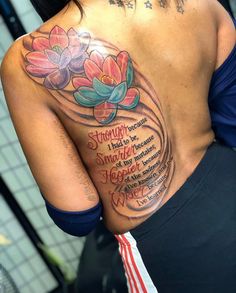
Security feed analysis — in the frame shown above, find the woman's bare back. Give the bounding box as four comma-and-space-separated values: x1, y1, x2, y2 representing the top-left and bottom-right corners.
1, 0, 236, 233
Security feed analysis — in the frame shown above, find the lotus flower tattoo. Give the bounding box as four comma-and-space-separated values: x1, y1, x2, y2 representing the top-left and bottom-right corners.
25, 26, 90, 89
73, 50, 140, 124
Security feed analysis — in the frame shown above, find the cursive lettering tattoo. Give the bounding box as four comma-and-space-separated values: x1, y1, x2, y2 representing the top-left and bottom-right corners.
23, 25, 175, 219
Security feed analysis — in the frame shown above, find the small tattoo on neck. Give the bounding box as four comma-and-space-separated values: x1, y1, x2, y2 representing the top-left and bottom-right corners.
108, 0, 186, 13
144, 0, 153, 9
108, 0, 134, 8
126, 1, 134, 8
158, 0, 186, 13
158, 0, 166, 8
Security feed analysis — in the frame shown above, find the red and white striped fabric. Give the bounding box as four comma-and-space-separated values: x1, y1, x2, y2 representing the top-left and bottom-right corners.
115, 232, 158, 293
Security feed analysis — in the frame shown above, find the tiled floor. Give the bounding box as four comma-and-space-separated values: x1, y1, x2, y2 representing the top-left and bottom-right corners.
0, 1, 85, 293
0, 196, 57, 293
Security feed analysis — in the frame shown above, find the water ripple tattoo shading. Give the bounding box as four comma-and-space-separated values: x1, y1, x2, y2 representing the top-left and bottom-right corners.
23, 25, 175, 219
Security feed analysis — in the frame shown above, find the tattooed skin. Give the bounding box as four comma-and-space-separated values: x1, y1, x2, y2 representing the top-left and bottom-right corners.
109, 0, 186, 13
24, 26, 175, 218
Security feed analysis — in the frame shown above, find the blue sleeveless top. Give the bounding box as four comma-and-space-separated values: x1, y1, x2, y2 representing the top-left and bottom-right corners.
208, 19, 236, 147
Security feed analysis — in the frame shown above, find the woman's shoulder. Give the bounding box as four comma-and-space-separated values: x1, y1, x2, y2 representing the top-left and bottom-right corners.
1, 35, 31, 98
0, 30, 52, 108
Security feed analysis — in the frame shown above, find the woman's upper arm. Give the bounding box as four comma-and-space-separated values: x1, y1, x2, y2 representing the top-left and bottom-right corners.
0, 43, 100, 212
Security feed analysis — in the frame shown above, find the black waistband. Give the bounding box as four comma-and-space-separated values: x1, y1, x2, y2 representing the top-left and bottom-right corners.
129, 142, 228, 239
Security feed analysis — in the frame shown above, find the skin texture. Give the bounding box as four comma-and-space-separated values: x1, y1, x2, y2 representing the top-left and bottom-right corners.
1, 0, 236, 233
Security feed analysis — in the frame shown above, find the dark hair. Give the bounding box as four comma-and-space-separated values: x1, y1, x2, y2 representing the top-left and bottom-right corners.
29, 0, 82, 22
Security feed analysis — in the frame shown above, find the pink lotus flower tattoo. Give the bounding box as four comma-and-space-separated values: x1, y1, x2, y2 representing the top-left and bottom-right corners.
25, 26, 90, 89
73, 51, 140, 124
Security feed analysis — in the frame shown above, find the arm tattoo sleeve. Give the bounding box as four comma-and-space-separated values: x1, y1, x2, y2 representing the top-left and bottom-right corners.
24, 25, 175, 218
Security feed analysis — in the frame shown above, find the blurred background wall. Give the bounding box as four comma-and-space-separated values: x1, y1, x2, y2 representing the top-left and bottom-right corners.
232, 1, 236, 14
0, 1, 85, 293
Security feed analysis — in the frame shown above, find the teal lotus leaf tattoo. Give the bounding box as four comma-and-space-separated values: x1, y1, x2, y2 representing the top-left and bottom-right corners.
126, 59, 134, 87
73, 50, 140, 124
74, 87, 106, 107
108, 82, 128, 104
92, 78, 115, 97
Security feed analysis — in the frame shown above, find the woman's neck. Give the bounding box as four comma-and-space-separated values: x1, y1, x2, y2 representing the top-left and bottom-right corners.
76, 0, 186, 13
